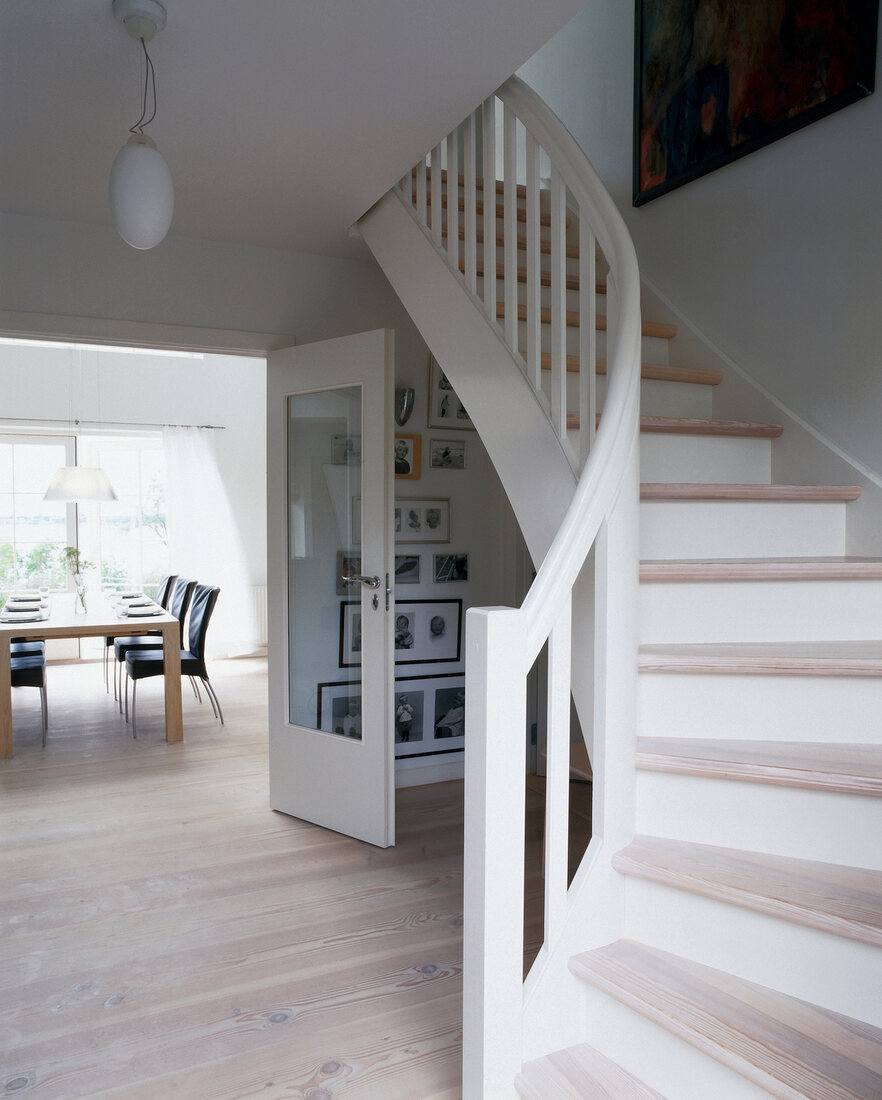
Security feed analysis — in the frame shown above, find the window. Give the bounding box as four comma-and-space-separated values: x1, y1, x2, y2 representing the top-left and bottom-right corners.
0, 434, 76, 599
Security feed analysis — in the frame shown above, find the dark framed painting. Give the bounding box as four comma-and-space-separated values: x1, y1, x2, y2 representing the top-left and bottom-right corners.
634, 0, 879, 205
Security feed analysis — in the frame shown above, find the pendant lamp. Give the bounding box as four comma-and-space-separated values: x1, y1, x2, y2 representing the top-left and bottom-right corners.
44, 466, 119, 503
109, 0, 173, 250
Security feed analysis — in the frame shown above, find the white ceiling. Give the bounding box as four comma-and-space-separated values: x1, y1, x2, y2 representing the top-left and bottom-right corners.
1, 1, 585, 258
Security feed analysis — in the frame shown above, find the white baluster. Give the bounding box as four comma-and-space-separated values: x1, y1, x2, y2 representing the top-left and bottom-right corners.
463, 113, 477, 294
481, 97, 497, 322
580, 218, 597, 465
446, 130, 459, 273
463, 606, 526, 1098
431, 143, 443, 248
549, 164, 567, 438
525, 134, 541, 387
415, 157, 427, 226
544, 595, 572, 946
502, 105, 518, 353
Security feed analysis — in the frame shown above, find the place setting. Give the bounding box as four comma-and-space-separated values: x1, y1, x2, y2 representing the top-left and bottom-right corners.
115, 592, 164, 617
1, 590, 51, 623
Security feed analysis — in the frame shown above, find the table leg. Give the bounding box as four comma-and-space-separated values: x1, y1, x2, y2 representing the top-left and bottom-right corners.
161, 621, 183, 744
0, 636, 12, 759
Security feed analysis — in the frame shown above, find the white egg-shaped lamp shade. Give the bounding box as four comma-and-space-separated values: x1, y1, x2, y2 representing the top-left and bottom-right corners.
44, 466, 118, 503
109, 133, 174, 250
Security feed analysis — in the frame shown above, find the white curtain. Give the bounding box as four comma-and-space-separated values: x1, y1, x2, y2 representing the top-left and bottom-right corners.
162, 426, 258, 658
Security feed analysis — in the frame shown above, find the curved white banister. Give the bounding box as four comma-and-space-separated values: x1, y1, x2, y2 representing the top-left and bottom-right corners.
385, 75, 643, 1097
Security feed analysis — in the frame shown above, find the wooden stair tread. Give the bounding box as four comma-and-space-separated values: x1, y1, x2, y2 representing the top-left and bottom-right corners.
635, 738, 882, 796
570, 939, 882, 1099
535, 354, 722, 386
566, 416, 783, 436
497, 301, 676, 339
641, 483, 861, 502
614, 836, 882, 946
517, 1042, 666, 1099
422, 168, 524, 199
417, 190, 567, 228
639, 641, 882, 677
641, 557, 882, 582
444, 225, 586, 260
460, 258, 604, 293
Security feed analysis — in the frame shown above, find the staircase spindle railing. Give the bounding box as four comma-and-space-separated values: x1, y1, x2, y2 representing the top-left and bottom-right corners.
394, 74, 642, 1097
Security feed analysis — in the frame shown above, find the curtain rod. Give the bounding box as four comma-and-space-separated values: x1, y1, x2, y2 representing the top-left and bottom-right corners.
0, 416, 226, 432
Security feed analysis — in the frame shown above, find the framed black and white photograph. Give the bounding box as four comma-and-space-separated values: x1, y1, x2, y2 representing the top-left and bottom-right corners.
316, 680, 363, 739
395, 497, 450, 544
394, 433, 422, 480
394, 598, 462, 665
427, 356, 475, 430
394, 687, 425, 747
338, 601, 365, 668
429, 438, 466, 469
394, 673, 466, 758
395, 554, 421, 584
433, 553, 468, 582
336, 551, 362, 595
331, 434, 361, 465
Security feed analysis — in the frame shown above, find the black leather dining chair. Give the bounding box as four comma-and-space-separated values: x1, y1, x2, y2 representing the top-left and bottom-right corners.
116, 576, 195, 715
125, 584, 222, 738
105, 573, 177, 696
11, 652, 47, 746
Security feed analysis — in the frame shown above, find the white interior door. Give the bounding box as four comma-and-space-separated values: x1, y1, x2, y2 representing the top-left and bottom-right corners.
266, 329, 395, 847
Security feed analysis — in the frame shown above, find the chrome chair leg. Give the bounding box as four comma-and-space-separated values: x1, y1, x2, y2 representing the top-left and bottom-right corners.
204, 680, 224, 725
40, 684, 48, 747
131, 681, 137, 739
189, 676, 202, 703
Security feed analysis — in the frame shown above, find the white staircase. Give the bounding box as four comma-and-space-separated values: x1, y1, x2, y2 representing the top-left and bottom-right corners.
356, 77, 882, 1100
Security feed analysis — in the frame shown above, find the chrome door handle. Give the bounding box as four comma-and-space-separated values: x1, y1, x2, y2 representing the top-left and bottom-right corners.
342, 573, 381, 589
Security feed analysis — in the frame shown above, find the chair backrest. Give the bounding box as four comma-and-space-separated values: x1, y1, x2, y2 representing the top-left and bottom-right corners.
156, 573, 178, 608
187, 584, 220, 661
169, 577, 197, 646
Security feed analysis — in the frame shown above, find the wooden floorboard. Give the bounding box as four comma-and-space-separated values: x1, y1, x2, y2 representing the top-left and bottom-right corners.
0, 659, 466, 1098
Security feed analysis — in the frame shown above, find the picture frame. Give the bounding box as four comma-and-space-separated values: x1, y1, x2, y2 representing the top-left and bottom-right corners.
634, 0, 879, 206
393, 598, 462, 665
395, 497, 450, 544
338, 601, 365, 668
315, 679, 363, 740
336, 551, 362, 596
433, 553, 468, 582
429, 437, 466, 469
394, 433, 422, 480
318, 673, 466, 758
331, 434, 361, 465
427, 356, 475, 430
394, 554, 421, 584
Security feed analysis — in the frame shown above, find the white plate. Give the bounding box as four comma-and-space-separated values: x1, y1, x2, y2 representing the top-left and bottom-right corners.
1, 611, 45, 622
6, 603, 41, 611
125, 607, 163, 616
119, 593, 143, 600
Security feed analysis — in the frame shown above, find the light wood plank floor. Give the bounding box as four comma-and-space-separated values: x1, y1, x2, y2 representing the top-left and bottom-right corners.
0, 659, 465, 1099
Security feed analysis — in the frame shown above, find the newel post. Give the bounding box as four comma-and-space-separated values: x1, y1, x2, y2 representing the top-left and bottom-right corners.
462, 605, 527, 1099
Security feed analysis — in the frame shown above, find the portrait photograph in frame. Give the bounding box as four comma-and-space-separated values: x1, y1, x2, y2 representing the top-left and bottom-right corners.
393, 598, 462, 665
429, 438, 466, 469
634, 0, 879, 206
394, 673, 466, 758
427, 356, 475, 430
315, 679, 363, 739
395, 498, 450, 544
394, 433, 422, 480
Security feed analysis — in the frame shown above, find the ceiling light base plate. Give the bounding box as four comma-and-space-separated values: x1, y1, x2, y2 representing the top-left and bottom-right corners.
112, 0, 166, 42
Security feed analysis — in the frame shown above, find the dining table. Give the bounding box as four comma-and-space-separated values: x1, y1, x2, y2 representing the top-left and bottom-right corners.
0, 596, 183, 758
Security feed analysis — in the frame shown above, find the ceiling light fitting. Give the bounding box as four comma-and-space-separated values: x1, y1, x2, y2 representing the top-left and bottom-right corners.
109, 0, 174, 250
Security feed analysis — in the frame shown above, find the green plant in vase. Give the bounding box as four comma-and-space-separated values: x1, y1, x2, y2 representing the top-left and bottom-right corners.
61, 546, 96, 613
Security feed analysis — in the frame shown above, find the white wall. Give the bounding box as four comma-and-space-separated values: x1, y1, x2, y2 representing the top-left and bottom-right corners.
520, 5, 882, 480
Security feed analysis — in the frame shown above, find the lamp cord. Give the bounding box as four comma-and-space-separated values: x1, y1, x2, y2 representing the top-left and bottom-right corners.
129, 37, 157, 135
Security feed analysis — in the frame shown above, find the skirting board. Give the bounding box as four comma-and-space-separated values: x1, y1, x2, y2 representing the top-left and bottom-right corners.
395, 752, 464, 788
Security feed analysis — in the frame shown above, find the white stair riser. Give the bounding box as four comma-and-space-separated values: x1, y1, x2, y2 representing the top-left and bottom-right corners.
640, 500, 847, 559
573, 984, 772, 1100
624, 878, 882, 1027
640, 434, 772, 485
510, 319, 672, 365
556, 375, 714, 420
482, 273, 605, 316
638, 672, 882, 743
635, 771, 882, 869
640, 578, 882, 643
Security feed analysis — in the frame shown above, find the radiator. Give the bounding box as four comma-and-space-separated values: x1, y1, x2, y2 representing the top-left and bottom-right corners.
251, 584, 268, 647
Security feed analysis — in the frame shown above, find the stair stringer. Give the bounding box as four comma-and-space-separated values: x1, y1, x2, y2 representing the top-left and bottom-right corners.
357, 189, 577, 565
358, 189, 643, 1074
